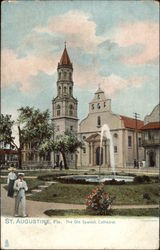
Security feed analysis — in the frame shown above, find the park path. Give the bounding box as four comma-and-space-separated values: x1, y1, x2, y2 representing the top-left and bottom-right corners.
1, 185, 159, 218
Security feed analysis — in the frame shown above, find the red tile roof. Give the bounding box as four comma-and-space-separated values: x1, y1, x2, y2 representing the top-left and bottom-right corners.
0, 149, 18, 155
60, 47, 72, 66
120, 115, 144, 129
141, 122, 160, 130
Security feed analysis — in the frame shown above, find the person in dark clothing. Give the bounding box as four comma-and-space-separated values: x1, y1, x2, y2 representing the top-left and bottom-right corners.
59, 160, 63, 170
7, 167, 17, 198
134, 159, 136, 168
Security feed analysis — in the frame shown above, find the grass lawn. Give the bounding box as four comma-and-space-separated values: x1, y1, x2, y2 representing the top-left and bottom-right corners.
2, 178, 45, 193
27, 182, 159, 205
44, 208, 159, 217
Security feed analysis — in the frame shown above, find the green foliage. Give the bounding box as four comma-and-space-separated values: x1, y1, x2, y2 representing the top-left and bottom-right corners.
17, 106, 53, 147
86, 184, 115, 215
134, 175, 151, 184
40, 131, 84, 168
0, 114, 16, 148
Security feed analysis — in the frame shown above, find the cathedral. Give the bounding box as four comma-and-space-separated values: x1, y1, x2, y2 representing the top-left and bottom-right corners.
52, 45, 145, 168
22, 45, 148, 169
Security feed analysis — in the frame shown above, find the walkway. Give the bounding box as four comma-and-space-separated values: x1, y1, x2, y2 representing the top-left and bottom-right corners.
1, 185, 158, 218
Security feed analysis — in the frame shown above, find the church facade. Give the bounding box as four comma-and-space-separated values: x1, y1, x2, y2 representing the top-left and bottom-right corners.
77, 87, 144, 168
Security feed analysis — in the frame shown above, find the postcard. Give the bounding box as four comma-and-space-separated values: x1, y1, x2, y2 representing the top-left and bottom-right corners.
1, 0, 159, 249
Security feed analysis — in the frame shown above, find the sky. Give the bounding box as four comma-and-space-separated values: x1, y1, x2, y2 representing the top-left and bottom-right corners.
1, 0, 159, 125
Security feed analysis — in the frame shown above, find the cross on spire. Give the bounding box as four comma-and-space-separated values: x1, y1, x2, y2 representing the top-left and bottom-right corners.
64, 41, 67, 48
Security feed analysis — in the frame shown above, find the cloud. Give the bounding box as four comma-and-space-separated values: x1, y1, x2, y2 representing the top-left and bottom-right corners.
35, 10, 104, 53
1, 48, 58, 92
114, 22, 159, 64
74, 62, 144, 97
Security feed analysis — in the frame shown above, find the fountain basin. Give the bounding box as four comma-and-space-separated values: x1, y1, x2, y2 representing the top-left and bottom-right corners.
58, 175, 134, 183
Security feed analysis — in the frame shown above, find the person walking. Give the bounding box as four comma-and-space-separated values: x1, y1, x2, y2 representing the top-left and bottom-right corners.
60, 160, 63, 170
13, 173, 28, 217
7, 166, 17, 198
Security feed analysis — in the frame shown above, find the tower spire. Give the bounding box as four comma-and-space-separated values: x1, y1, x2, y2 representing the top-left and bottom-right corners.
64, 41, 67, 48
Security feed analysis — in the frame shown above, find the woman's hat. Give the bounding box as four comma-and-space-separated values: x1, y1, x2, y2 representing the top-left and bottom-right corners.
18, 172, 25, 176
8, 167, 16, 172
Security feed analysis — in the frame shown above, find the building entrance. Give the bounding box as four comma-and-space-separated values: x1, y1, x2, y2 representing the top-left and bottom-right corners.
149, 151, 155, 167
96, 147, 103, 165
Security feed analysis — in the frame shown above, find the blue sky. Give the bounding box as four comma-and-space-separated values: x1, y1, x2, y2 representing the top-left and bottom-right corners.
2, 0, 159, 123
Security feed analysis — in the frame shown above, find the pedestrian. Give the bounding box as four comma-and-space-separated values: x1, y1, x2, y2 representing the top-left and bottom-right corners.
13, 173, 28, 217
136, 160, 139, 169
60, 160, 63, 170
134, 159, 136, 168
7, 166, 17, 198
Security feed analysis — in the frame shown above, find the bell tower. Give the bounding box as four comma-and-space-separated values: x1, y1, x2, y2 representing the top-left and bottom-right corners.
52, 44, 78, 134
52, 44, 78, 167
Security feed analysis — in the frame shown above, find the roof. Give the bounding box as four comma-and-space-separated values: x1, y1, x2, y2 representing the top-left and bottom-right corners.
141, 122, 160, 130
120, 115, 144, 130
95, 87, 104, 94
0, 149, 18, 155
59, 47, 72, 67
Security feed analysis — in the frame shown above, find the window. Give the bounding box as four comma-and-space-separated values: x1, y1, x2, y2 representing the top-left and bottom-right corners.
104, 102, 106, 107
83, 148, 86, 154
114, 133, 118, 138
69, 72, 72, 80
97, 94, 100, 99
71, 154, 73, 160
56, 104, 61, 116
64, 86, 67, 94
92, 104, 94, 110
69, 104, 74, 116
97, 116, 101, 127
70, 126, 73, 131
138, 137, 142, 147
69, 86, 72, 95
83, 136, 86, 140
59, 72, 61, 80
114, 146, 118, 153
64, 72, 67, 79
58, 86, 61, 96
128, 136, 132, 147
97, 103, 101, 109
57, 126, 60, 132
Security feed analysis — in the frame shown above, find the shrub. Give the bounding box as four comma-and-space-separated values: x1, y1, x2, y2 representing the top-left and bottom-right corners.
86, 184, 115, 215
143, 193, 151, 200
134, 175, 150, 184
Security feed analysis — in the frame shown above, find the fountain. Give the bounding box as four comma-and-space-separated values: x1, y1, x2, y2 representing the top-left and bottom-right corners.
99, 124, 115, 177
59, 123, 134, 184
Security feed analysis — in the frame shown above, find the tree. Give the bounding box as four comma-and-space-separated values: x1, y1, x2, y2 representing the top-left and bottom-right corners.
40, 132, 84, 169
0, 107, 53, 169
0, 114, 16, 149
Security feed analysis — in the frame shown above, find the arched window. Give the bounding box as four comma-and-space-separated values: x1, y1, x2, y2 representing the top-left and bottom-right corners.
69, 86, 72, 95
92, 104, 94, 110
64, 86, 67, 94
56, 104, 61, 116
59, 72, 61, 80
64, 72, 67, 79
69, 104, 74, 116
58, 86, 61, 96
97, 103, 101, 109
97, 116, 101, 127
69, 72, 72, 80
104, 102, 106, 107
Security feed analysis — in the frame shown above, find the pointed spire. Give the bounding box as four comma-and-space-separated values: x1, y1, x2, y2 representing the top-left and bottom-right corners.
59, 42, 72, 68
